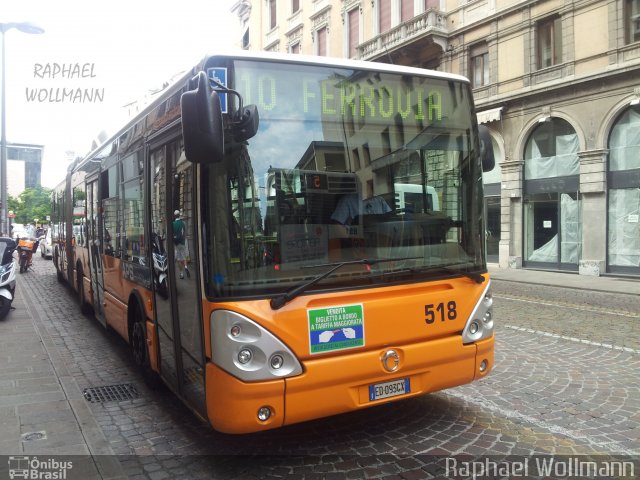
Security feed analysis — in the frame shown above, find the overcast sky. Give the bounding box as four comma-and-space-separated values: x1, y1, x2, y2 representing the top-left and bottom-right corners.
3, 0, 240, 188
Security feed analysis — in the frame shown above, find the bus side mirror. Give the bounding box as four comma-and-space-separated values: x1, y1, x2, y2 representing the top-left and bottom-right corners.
478, 125, 495, 172
181, 71, 224, 164
233, 104, 259, 143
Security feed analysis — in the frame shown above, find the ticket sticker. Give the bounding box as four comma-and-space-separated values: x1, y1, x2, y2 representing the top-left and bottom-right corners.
308, 304, 364, 354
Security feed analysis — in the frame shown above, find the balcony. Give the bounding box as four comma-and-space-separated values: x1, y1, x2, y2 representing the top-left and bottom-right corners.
265, 25, 280, 49
358, 9, 448, 61
287, 9, 303, 34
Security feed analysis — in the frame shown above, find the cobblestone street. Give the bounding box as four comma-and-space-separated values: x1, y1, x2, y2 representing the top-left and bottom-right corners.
0, 256, 638, 479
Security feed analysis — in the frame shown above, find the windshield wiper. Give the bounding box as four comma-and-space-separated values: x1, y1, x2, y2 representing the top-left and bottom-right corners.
270, 257, 421, 310
400, 264, 485, 284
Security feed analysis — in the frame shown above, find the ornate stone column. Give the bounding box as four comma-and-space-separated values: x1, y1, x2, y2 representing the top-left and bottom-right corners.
578, 149, 608, 276
498, 159, 524, 269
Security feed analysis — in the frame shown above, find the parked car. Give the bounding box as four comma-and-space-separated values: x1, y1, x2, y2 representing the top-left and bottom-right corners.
40, 229, 53, 259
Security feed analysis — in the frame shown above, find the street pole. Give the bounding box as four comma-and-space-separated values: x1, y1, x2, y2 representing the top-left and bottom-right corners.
0, 22, 45, 236
1, 30, 6, 236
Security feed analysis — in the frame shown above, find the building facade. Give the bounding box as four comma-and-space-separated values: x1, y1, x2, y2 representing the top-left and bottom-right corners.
233, 0, 640, 277
7, 143, 44, 198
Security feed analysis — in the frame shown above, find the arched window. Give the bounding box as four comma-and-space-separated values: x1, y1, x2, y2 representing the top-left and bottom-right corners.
482, 135, 501, 185
524, 118, 579, 180
607, 105, 640, 272
523, 118, 580, 269
609, 105, 640, 171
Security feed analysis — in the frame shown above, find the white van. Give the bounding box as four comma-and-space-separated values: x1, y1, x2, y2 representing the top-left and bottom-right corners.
393, 183, 440, 213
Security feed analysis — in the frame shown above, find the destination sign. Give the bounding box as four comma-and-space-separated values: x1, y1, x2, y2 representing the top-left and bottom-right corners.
232, 61, 452, 124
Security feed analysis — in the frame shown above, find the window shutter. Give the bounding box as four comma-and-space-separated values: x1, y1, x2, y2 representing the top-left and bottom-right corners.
317, 27, 327, 56
379, 0, 391, 33
401, 0, 414, 22
270, 0, 277, 30
348, 9, 359, 58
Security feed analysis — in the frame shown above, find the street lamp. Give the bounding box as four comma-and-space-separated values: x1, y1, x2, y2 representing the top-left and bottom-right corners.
1, 22, 45, 236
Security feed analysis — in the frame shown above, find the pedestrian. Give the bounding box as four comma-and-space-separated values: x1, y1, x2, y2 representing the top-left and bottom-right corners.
172, 210, 190, 279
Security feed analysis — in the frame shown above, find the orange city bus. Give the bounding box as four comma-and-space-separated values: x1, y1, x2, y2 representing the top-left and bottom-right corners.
51, 51, 495, 434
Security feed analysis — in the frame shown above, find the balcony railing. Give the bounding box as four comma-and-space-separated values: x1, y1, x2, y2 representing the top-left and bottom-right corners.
358, 9, 448, 60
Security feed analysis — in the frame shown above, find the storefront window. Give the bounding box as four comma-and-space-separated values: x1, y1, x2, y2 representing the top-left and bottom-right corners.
482, 134, 502, 263
523, 118, 580, 269
609, 105, 640, 171
607, 105, 640, 272
482, 135, 501, 185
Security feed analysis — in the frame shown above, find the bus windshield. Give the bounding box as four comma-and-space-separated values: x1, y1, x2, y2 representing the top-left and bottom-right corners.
202, 58, 485, 299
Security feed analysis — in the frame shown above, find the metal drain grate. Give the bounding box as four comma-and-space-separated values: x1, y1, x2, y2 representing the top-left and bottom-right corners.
82, 383, 140, 403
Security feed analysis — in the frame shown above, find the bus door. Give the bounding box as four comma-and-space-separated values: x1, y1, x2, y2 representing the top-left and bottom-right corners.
87, 178, 106, 327
150, 140, 206, 416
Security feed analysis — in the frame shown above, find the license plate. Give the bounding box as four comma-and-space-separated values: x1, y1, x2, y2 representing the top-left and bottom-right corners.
369, 378, 410, 401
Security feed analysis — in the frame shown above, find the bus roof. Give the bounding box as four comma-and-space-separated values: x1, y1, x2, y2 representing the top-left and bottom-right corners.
201, 49, 471, 84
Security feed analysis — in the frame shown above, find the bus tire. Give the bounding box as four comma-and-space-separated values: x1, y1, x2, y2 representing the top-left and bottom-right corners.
77, 267, 92, 314
54, 251, 63, 282
131, 318, 147, 369
130, 309, 161, 389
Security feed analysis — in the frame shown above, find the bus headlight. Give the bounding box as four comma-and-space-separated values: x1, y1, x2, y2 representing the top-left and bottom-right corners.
462, 281, 494, 344
238, 349, 252, 364
257, 406, 272, 421
211, 310, 303, 381
270, 354, 284, 370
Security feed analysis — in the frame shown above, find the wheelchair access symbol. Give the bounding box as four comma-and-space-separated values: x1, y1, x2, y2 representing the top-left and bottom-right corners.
207, 67, 228, 113
8, 456, 30, 479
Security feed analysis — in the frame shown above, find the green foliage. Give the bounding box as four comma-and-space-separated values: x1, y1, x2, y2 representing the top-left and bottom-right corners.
8, 186, 52, 226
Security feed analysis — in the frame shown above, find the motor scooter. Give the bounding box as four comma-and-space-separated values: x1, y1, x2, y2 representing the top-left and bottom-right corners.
17, 236, 39, 273
152, 233, 168, 298
0, 237, 17, 319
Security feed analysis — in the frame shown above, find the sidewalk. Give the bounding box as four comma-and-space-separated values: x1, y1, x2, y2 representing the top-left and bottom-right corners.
0, 273, 125, 479
488, 263, 640, 295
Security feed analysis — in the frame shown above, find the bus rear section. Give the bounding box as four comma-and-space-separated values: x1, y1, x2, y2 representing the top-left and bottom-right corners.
192, 54, 495, 433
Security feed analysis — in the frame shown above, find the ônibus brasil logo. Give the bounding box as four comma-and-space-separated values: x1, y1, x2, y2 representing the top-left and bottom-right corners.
7, 456, 73, 479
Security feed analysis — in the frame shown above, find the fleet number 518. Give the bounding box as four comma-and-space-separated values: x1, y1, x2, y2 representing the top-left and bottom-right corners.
424, 301, 457, 324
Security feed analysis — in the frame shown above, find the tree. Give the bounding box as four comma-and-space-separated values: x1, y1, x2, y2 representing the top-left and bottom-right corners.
9, 186, 52, 225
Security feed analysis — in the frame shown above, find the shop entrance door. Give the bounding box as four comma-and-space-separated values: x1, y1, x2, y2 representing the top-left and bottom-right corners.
524, 191, 580, 270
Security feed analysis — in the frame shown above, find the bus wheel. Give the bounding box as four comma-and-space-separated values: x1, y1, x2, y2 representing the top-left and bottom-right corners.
131, 314, 161, 389
77, 269, 91, 314
54, 252, 63, 282
131, 319, 148, 369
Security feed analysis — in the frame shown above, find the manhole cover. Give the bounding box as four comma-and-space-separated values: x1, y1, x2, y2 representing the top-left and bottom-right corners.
82, 383, 140, 403
22, 431, 46, 441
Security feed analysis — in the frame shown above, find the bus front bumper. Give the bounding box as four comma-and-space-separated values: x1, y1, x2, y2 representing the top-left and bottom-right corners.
206, 335, 493, 434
